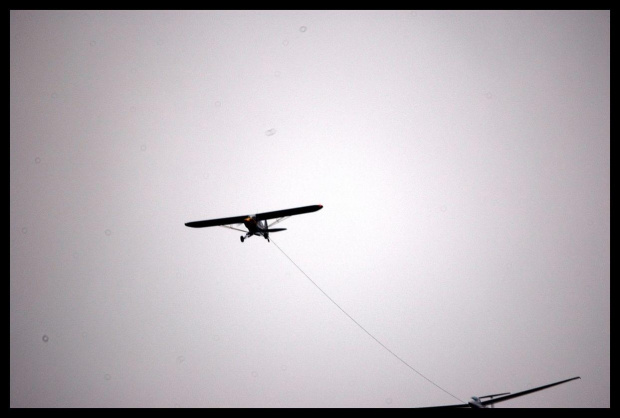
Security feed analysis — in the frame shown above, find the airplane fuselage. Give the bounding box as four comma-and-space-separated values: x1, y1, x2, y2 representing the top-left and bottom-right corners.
241, 216, 272, 242
243, 216, 265, 235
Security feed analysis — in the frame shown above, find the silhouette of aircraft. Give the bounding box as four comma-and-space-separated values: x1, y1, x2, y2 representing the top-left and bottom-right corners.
185, 204, 323, 242
421, 376, 581, 408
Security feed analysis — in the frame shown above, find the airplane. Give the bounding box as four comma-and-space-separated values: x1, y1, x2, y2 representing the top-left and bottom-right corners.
420, 376, 581, 408
185, 204, 323, 243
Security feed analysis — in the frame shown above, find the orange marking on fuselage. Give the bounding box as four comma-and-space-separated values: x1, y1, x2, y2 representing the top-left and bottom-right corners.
243, 217, 258, 232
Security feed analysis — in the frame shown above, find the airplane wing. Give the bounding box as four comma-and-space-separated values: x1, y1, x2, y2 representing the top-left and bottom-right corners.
478, 376, 581, 407
185, 215, 250, 228
185, 205, 323, 228
256, 204, 323, 220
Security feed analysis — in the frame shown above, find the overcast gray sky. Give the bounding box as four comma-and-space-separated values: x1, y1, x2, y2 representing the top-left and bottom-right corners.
10, 10, 609, 408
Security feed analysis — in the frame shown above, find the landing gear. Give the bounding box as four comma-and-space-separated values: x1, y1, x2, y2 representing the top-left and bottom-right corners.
240, 236, 245, 243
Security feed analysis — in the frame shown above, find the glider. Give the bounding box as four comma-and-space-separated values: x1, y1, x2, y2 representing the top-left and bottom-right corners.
420, 376, 581, 408
185, 204, 323, 243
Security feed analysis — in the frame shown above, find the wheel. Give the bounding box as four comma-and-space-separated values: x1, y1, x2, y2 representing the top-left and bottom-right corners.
240, 236, 245, 243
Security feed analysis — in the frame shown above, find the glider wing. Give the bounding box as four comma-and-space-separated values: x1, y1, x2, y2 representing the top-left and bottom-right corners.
479, 376, 581, 407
